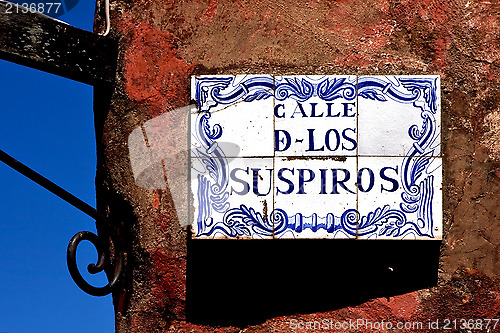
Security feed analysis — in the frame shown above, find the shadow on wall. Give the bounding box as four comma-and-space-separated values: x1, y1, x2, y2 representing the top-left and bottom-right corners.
186, 239, 441, 326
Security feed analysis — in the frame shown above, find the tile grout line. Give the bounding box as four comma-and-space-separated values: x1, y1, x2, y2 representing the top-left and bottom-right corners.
272, 74, 276, 240
355, 75, 360, 240
190, 155, 442, 159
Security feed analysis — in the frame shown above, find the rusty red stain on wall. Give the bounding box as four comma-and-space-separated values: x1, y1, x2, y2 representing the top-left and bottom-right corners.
120, 19, 194, 116
391, 0, 453, 69
152, 191, 160, 209
378, 292, 419, 319
201, 0, 218, 23
150, 247, 186, 319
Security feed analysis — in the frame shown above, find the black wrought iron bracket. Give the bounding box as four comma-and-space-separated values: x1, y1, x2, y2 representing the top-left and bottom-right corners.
0, 2, 120, 296
0, 149, 123, 296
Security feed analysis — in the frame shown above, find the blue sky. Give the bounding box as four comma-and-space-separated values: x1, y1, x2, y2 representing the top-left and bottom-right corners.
0, 2, 115, 332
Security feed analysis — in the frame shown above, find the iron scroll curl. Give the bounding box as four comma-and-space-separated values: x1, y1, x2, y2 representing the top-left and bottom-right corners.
0, 148, 124, 296
67, 230, 123, 297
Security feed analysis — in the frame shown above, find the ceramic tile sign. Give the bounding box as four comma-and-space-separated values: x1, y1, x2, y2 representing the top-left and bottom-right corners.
190, 75, 441, 240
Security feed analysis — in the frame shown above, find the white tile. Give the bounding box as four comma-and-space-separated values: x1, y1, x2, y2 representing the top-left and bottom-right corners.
191, 157, 275, 239
191, 75, 275, 158
273, 157, 357, 239
274, 75, 358, 157
356, 156, 442, 240
358, 75, 441, 157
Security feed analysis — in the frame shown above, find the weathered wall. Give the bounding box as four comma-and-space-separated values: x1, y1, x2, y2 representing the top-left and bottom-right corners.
93, 0, 500, 331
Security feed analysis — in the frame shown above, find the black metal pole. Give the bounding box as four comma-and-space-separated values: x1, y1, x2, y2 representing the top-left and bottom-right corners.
0, 148, 100, 221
